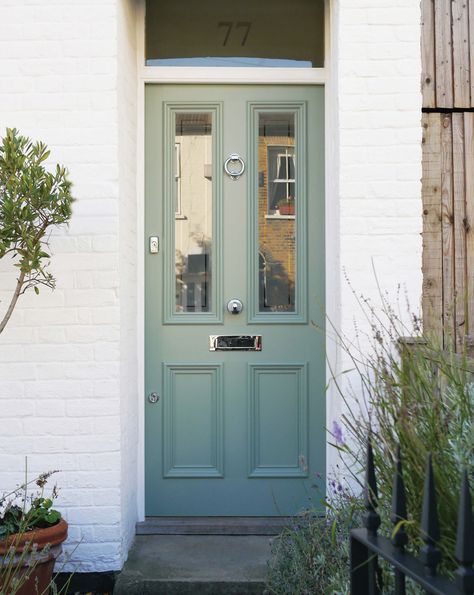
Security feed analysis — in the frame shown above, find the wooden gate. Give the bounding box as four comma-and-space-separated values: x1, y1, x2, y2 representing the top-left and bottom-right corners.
422, 0, 474, 351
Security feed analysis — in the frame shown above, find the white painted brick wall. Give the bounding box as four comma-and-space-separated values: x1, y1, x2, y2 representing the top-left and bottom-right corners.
0, 0, 131, 573
327, 0, 423, 470
0, 0, 422, 573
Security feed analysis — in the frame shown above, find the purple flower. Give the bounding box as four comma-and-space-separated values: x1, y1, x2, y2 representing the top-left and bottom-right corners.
332, 421, 344, 445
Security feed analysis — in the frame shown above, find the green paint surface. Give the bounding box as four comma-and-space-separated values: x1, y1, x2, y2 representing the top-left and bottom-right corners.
145, 85, 325, 516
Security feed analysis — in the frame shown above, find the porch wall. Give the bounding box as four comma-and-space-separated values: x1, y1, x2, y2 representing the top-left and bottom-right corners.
0, 0, 423, 573
330, 0, 422, 465
0, 0, 135, 571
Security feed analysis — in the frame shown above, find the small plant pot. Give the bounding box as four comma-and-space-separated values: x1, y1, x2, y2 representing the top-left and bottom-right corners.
278, 204, 295, 215
0, 519, 68, 595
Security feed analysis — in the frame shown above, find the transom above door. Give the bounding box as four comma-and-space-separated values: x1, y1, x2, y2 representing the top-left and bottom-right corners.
145, 85, 325, 516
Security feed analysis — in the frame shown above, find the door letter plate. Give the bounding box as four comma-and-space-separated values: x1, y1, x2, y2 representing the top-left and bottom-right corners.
209, 335, 262, 351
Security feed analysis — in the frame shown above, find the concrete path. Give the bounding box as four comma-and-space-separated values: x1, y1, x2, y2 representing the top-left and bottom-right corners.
113, 535, 272, 595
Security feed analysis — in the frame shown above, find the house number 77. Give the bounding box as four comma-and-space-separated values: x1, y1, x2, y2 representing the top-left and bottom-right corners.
218, 22, 252, 46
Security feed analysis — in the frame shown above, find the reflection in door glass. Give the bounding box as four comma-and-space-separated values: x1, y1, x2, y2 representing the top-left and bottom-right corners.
258, 113, 296, 312
174, 113, 213, 312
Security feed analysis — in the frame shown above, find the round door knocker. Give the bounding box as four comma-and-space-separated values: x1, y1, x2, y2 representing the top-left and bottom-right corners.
224, 153, 245, 181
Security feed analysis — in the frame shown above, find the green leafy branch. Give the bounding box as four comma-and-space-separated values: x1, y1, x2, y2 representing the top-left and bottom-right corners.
0, 128, 74, 334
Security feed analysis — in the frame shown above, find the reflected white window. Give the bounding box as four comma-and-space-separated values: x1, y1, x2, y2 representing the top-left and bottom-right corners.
174, 142, 182, 216
268, 147, 295, 215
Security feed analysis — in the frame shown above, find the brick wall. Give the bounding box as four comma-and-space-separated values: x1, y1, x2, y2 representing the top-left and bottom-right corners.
0, 0, 135, 572
329, 0, 423, 466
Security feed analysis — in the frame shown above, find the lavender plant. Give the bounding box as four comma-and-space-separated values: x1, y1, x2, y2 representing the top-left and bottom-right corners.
329, 284, 474, 573
265, 478, 362, 595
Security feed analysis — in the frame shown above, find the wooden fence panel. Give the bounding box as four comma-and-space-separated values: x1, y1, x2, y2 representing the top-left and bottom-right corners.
422, 112, 474, 351
422, 0, 473, 108
441, 115, 455, 344
422, 114, 443, 338
470, 0, 474, 103
464, 114, 474, 345
434, 0, 454, 108
452, 0, 470, 107
452, 113, 467, 349
421, 0, 436, 108
422, 1, 474, 352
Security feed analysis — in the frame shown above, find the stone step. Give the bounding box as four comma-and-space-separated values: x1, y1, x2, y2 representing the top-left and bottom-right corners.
113, 535, 272, 595
136, 516, 290, 536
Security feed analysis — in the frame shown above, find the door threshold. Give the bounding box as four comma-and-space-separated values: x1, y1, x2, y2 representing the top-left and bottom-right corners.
136, 516, 292, 535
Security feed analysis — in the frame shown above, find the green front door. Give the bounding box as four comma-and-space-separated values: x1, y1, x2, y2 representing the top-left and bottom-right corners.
145, 84, 325, 516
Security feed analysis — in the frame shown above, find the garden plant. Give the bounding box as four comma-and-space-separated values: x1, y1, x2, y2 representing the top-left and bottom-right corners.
0, 466, 70, 595
0, 127, 74, 334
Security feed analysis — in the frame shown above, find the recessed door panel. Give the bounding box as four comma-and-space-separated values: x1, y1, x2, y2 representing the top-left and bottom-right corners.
163, 364, 223, 477
248, 364, 308, 477
145, 85, 325, 516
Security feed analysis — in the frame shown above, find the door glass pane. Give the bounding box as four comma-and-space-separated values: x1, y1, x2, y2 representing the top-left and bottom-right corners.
146, 0, 324, 68
258, 113, 296, 313
174, 113, 213, 313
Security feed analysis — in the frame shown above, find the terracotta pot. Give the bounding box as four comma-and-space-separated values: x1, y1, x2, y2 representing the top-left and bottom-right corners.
278, 203, 295, 215
0, 519, 68, 595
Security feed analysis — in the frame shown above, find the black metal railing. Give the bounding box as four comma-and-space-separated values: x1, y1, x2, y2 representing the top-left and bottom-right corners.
350, 441, 474, 594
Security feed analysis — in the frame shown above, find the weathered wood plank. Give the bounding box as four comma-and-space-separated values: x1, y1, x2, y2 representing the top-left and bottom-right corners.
464, 113, 474, 350
422, 114, 443, 339
452, 113, 467, 349
435, 0, 454, 108
441, 114, 455, 345
452, 0, 471, 107
469, 0, 474, 106
421, 0, 436, 108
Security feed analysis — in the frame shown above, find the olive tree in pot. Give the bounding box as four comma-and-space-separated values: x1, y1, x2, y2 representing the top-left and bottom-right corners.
0, 128, 74, 593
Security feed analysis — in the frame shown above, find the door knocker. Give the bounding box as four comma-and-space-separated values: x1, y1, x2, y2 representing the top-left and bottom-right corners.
224, 153, 245, 181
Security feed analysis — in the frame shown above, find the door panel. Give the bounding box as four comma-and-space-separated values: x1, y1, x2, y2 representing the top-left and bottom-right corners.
145, 85, 325, 516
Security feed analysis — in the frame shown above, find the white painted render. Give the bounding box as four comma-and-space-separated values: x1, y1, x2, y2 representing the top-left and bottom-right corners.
0, 0, 422, 572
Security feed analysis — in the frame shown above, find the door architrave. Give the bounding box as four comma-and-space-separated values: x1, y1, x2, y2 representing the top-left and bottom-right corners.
135, 0, 338, 523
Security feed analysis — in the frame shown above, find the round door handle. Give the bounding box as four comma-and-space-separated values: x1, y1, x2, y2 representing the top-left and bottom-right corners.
148, 392, 160, 404
227, 299, 243, 315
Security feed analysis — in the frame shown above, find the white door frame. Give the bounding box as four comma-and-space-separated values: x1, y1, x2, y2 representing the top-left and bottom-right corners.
135, 0, 339, 521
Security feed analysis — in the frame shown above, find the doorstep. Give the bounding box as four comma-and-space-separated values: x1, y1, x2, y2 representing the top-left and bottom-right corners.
136, 516, 292, 535
113, 535, 272, 595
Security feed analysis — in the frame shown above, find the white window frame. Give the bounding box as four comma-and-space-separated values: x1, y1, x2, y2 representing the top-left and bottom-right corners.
174, 142, 182, 216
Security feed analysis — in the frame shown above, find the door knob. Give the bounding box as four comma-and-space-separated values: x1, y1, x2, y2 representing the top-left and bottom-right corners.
227, 299, 243, 315
148, 392, 160, 403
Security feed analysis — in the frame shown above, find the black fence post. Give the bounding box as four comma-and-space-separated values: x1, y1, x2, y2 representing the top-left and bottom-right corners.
420, 454, 441, 579
454, 469, 474, 595
350, 534, 370, 595
364, 438, 381, 594
391, 446, 408, 595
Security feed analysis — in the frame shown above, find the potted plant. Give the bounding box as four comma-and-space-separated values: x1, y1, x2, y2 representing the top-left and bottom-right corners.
0, 470, 68, 595
276, 196, 295, 215
0, 129, 74, 593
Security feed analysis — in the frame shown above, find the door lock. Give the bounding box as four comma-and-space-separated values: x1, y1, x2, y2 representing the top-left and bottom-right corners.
149, 236, 159, 254
148, 392, 160, 403
227, 299, 243, 315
